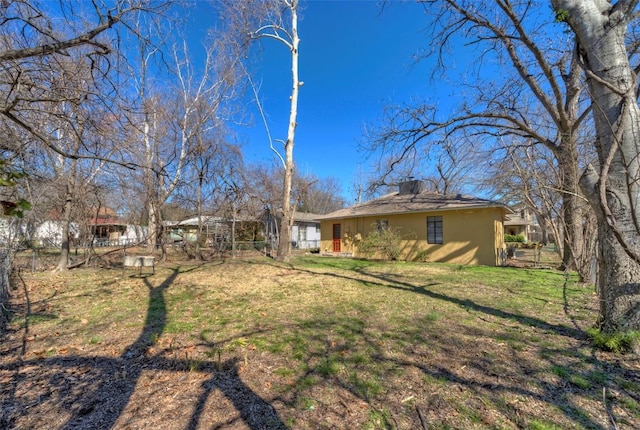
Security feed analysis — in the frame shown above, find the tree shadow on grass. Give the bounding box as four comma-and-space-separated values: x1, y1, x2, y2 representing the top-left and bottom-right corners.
187, 357, 285, 430
269, 305, 619, 429
288, 259, 586, 340
0, 264, 286, 430
255, 259, 629, 428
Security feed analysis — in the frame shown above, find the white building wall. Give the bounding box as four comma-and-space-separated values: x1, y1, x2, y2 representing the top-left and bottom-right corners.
295, 222, 320, 249
34, 221, 79, 247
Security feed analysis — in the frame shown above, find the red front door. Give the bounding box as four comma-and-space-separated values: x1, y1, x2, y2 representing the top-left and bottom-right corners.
332, 223, 341, 252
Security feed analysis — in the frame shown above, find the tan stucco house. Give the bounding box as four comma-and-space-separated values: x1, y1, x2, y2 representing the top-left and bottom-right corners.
317, 180, 511, 266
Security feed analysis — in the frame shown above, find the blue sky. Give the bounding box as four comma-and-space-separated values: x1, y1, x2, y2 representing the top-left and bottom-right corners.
196, 1, 447, 201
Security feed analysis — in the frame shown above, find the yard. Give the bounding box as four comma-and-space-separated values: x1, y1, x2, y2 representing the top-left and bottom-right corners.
1, 253, 639, 429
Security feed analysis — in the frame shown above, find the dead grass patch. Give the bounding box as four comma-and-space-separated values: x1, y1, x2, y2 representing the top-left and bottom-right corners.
1, 255, 639, 429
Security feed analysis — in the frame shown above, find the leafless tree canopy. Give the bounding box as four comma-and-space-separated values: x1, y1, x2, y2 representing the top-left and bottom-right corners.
362, 0, 640, 332
0, 1, 170, 163
363, 1, 604, 282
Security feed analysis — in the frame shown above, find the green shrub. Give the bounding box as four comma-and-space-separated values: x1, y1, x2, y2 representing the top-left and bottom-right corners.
357, 227, 403, 261
587, 327, 640, 353
505, 234, 525, 243
413, 248, 429, 262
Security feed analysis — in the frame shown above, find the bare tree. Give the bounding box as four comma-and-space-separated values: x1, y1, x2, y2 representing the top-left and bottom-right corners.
364, 124, 479, 196
122, 10, 241, 257
178, 133, 243, 260
7, 49, 118, 271
244, 162, 284, 221
175, 29, 241, 259
367, 0, 594, 276
0, 1, 169, 167
0, 1, 171, 272
382, 0, 640, 333
295, 175, 346, 215
485, 140, 597, 279
241, 162, 340, 253
549, 0, 640, 333
122, 16, 171, 255
220, 167, 252, 259
216, 0, 301, 261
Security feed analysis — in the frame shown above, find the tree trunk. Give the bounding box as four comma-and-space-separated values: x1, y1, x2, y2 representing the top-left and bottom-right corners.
231, 203, 237, 259
555, 0, 640, 331
591, 207, 640, 331
143, 104, 157, 254
278, 163, 294, 260
147, 197, 158, 253
195, 174, 203, 261
55, 154, 78, 272
557, 146, 581, 272
55, 189, 73, 272
276, 1, 299, 262
556, 144, 595, 283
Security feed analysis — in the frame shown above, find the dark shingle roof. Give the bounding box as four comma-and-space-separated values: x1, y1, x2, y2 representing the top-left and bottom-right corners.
317, 191, 509, 220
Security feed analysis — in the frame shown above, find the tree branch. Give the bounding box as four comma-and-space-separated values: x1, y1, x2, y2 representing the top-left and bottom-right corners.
0, 14, 119, 61
1, 110, 137, 170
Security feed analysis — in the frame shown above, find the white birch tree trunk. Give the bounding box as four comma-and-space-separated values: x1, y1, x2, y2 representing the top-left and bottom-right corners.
143, 111, 159, 253
276, 0, 299, 262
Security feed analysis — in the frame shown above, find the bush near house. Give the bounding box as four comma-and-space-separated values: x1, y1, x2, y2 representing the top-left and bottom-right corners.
356, 227, 403, 261
505, 234, 525, 243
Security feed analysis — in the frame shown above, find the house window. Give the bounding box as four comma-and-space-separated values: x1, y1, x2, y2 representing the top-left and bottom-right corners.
427, 216, 443, 244
299, 226, 307, 242
375, 219, 388, 232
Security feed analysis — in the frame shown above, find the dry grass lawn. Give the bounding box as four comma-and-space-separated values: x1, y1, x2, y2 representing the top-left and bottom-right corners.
1, 251, 639, 429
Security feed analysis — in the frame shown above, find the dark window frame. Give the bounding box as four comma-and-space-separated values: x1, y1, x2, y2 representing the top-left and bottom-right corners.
427, 216, 443, 244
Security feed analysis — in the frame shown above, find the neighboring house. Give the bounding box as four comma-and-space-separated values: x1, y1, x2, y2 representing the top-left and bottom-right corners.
34, 220, 79, 247
317, 180, 511, 266
263, 209, 322, 250
35, 220, 146, 248
88, 207, 129, 246
33, 206, 147, 248
290, 212, 321, 249
118, 225, 149, 246
504, 206, 542, 242
164, 215, 263, 246
164, 216, 230, 244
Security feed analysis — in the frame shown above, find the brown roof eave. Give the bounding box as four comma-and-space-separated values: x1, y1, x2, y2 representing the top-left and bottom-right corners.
317, 203, 509, 221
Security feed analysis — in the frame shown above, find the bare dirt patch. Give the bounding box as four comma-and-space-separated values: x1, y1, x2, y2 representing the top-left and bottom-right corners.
1, 255, 639, 429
